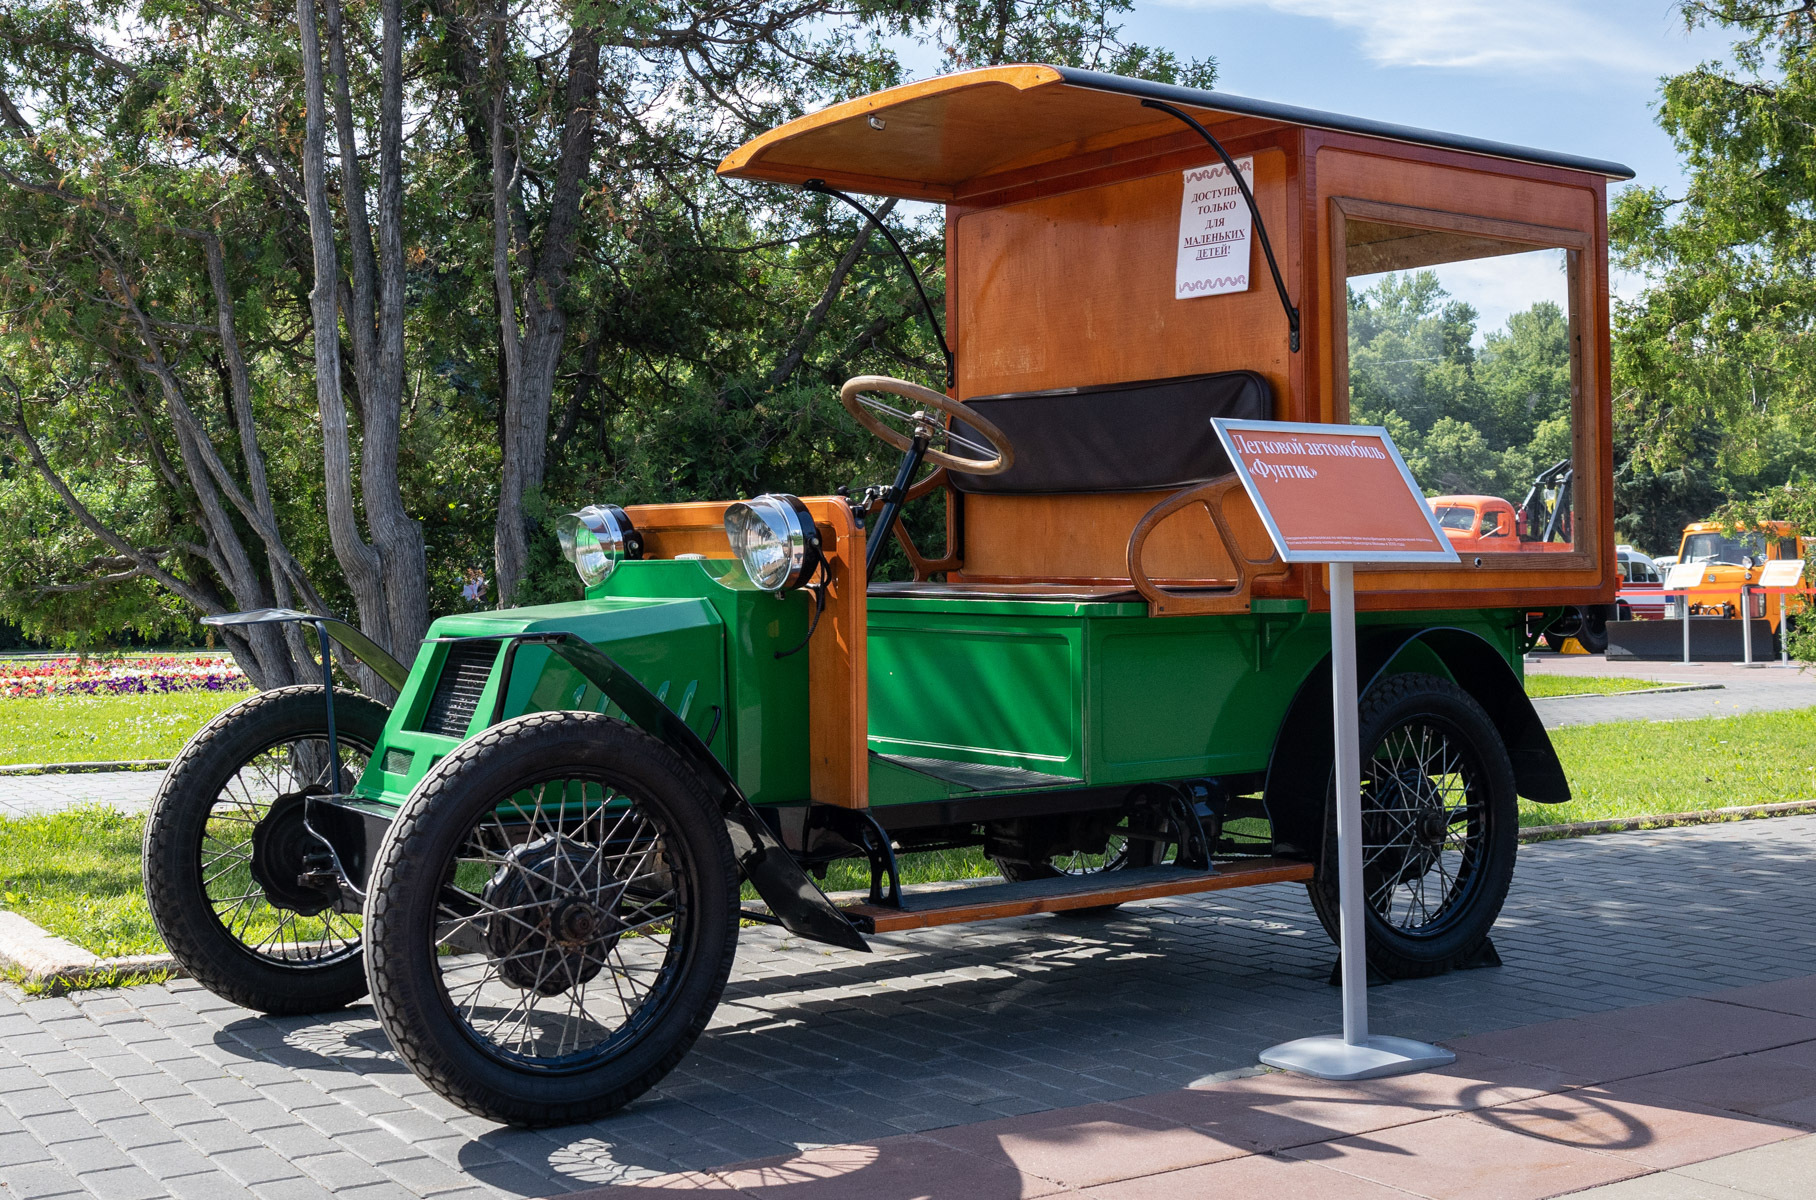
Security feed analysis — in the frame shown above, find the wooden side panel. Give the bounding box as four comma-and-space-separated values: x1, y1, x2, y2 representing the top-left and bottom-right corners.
800, 499, 867, 808
950, 145, 1296, 585
959, 490, 1289, 586
622, 498, 869, 807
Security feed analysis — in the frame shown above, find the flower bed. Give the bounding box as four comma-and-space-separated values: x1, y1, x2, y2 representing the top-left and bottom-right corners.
0, 655, 250, 700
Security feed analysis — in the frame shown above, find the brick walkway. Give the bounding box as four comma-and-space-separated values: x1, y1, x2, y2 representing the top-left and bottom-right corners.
574, 975, 1816, 1199
0, 771, 165, 821
6, 815, 1816, 1198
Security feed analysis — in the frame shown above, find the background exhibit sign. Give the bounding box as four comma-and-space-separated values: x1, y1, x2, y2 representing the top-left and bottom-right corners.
1176, 156, 1255, 300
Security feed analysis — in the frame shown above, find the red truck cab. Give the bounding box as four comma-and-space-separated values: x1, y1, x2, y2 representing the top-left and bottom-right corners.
1431, 495, 1518, 551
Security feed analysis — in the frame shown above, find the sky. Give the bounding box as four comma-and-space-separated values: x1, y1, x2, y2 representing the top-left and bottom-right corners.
1129, 0, 1729, 194
1119, 0, 1736, 330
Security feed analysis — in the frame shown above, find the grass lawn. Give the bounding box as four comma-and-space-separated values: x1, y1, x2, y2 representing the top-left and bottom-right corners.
0, 807, 162, 957
1522, 675, 1670, 699
6, 705, 1814, 961
1534, 707, 1816, 827
0, 691, 246, 766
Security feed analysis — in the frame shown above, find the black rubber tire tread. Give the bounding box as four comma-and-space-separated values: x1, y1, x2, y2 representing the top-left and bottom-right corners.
363, 710, 739, 1128
1576, 610, 1610, 655
143, 685, 388, 1015
1305, 672, 1518, 980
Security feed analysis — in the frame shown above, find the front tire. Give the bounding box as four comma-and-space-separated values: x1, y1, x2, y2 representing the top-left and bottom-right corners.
363, 711, 738, 1127
143, 686, 386, 1015
1307, 673, 1518, 979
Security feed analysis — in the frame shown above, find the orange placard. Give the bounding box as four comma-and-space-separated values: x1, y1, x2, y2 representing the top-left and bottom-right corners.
1212, 420, 1459, 564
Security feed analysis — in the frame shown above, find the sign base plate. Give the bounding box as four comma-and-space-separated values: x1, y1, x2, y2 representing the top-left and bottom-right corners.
1260, 1034, 1456, 1081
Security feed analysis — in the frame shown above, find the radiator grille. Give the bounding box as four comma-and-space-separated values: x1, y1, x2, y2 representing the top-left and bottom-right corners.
420, 640, 499, 738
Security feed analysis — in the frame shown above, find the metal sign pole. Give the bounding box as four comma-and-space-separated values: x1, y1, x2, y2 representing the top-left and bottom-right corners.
1741, 586, 1754, 666
1330, 562, 1368, 1046
1682, 594, 1691, 664
1258, 563, 1455, 1080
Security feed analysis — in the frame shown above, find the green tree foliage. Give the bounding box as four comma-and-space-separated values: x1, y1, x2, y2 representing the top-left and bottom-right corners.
1609, 1, 1816, 556
0, 0, 1210, 655
1346, 271, 1571, 504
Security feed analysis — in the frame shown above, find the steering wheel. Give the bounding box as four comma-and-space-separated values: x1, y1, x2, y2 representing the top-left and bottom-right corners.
838, 376, 1015, 476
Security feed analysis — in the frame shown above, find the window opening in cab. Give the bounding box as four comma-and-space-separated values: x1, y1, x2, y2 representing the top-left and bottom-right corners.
1342, 217, 1582, 556
1683, 531, 1767, 565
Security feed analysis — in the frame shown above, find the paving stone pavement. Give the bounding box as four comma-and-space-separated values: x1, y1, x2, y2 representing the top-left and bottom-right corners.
0, 771, 165, 820
6, 815, 1816, 1199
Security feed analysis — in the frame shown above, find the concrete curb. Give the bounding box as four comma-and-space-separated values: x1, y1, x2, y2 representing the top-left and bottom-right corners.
1528, 682, 1726, 701
0, 911, 181, 995
1521, 799, 1816, 842
0, 759, 170, 776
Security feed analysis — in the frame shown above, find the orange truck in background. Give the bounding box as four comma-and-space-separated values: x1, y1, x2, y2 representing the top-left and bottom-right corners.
1673, 520, 1808, 635
1431, 461, 1610, 651
1430, 495, 1571, 554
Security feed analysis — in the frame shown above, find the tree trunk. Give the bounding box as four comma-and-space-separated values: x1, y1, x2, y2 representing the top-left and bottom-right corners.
296, 0, 390, 672
324, 0, 429, 657
490, 17, 602, 605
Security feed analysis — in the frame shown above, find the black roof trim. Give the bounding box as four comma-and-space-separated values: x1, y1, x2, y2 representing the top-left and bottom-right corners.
1053, 67, 1636, 182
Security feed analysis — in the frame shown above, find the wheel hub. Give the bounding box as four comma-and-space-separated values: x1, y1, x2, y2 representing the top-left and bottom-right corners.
249, 792, 340, 916
1364, 770, 1453, 888
482, 835, 625, 996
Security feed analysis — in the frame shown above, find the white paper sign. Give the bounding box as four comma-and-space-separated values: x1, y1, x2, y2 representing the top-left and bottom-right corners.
1176, 157, 1255, 300
1665, 561, 1709, 592
1759, 558, 1806, 588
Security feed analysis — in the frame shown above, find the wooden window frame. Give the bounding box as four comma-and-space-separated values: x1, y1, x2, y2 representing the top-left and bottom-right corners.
1328, 195, 1599, 576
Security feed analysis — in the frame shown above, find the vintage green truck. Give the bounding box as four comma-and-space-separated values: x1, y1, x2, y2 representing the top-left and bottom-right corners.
143, 64, 1624, 1126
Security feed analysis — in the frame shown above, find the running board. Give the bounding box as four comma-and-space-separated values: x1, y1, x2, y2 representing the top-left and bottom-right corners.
840, 858, 1314, 933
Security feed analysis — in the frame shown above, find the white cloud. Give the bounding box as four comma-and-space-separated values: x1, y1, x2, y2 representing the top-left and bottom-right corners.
1352, 247, 1570, 345
1163, 0, 1682, 77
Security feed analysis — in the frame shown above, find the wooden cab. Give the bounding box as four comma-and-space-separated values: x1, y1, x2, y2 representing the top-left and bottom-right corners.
612, 66, 1636, 808
720, 65, 1631, 618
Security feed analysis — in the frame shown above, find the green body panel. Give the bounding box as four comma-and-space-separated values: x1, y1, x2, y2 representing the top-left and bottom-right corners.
861, 598, 1520, 804
355, 559, 808, 809
357, 549, 1523, 814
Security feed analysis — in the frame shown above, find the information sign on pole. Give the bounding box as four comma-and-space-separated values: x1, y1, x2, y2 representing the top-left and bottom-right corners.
1758, 559, 1806, 590
1212, 419, 1460, 1081
1664, 561, 1707, 665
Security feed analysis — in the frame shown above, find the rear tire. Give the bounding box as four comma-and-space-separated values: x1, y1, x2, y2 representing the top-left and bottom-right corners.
1306, 673, 1518, 979
1575, 608, 1610, 654
363, 711, 738, 1127
143, 686, 385, 1015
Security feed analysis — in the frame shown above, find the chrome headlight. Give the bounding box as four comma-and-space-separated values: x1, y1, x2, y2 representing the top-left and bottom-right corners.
724, 494, 820, 592
556, 504, 642, 586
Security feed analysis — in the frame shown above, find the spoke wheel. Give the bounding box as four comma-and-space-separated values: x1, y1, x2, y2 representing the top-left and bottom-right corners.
144, 686, 385, 1014
1307, 672, 1517, 979
364, 711, 737, 1127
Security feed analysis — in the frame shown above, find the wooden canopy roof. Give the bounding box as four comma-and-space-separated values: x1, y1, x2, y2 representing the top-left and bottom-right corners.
717, 65, 1636, 203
